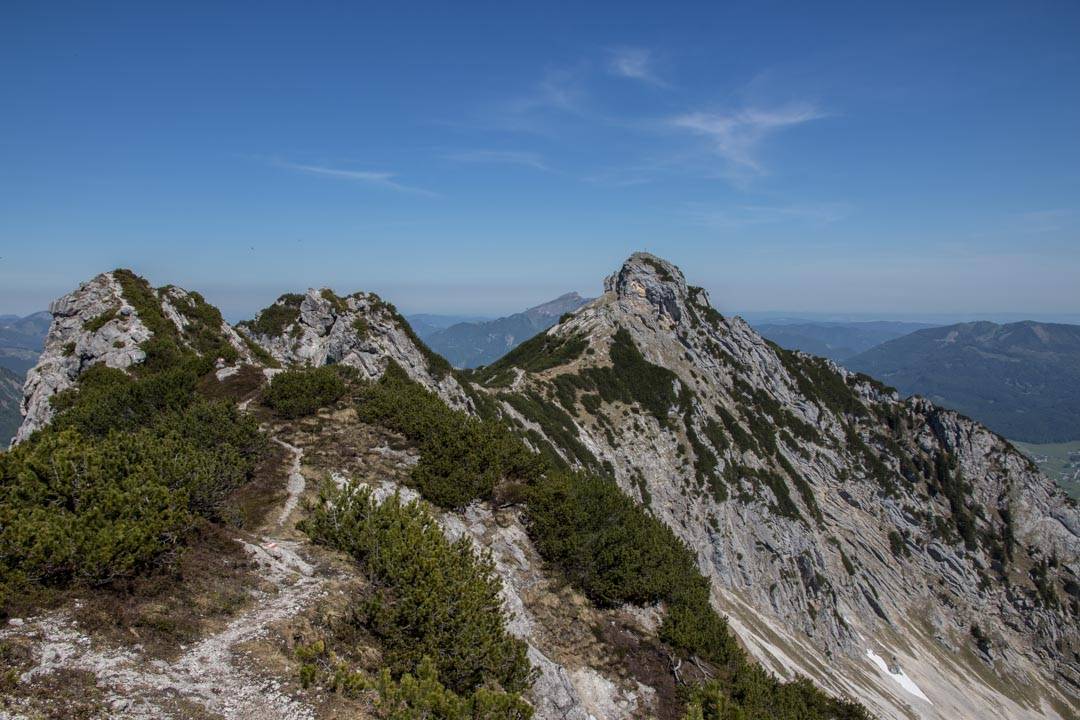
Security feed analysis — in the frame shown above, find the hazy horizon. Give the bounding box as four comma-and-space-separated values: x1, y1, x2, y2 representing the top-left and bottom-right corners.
2, 270, 1078, 329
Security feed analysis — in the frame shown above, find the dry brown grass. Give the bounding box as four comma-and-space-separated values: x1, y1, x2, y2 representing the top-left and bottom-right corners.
71, 521, 257, 660
196, 363, 266, 404
0, 667, 108, 719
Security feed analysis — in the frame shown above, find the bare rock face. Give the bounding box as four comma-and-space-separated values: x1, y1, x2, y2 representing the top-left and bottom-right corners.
15, 272, 259, 446
239, 289, 473, 412
478, 252, 1080, 720
15, 272, 151, 444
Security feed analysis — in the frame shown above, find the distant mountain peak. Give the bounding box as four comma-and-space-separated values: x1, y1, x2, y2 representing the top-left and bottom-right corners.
422, 292, 592, 369
525, 292, 587, 319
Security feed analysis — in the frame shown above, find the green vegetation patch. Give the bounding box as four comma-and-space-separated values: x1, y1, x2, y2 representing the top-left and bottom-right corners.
1, 352, 266, 613
577, 328, 682, 426
319, 288, 349, 314
113, 269, 188, 370
352, 316, 370, 338
170, 290, 240, 363
301, 483, 533, 697
239, 293, 305, 338
775, 346, 867, 419
263, 365, 354, 418
640, 256, 675, 283
499, 391, 598, 471
526, 472, 698, 607
472, 330, 587, 385
683, 670, 869, 720
83, 308, 118, 333
357, 364, 545, 508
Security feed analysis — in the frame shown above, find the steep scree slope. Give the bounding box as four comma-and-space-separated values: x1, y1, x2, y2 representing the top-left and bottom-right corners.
469, 252, 1079, 720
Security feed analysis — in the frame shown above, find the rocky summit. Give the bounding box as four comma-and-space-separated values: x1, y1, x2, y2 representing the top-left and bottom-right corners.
2, 254, 1077, 720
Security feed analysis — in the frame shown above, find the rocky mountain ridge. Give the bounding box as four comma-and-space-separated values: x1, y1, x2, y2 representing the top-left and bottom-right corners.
236, 287, 473, 412
0, 366, 20, 446
6, 257, 1078, 720
14, 270, 255, 444
467, 253, 1079, 719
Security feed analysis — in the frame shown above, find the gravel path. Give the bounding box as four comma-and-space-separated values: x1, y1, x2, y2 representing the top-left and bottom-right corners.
1, 442, 322, 720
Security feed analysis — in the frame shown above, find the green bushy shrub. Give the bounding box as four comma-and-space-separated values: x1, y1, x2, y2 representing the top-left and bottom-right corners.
238, 293, 305, 338
525, 472, 693, 607
1, 340, 265, 613
682, 669, 870, 720
471, 331, 587, 384
582, 328, 682, 425
0, 430, 194, 594
50, 358, 209, 437
357, 364, 544, 508
374, 657, 533, 720
301, 484, 533, 696
263, 365, 353, 418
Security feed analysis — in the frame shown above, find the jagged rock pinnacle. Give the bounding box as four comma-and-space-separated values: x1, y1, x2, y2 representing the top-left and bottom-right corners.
604, 252, 690, 323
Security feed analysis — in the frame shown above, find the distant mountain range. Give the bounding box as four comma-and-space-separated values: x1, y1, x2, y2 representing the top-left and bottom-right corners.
846, 321, 1080, 443
415, 292, 591, 368
753, 321, 938, 361
0, 311, 50, 375
406, 312, 492, 340
0, 312, 50, 445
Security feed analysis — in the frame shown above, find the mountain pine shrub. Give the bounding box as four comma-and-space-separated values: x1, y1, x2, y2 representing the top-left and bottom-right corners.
373, 657, 533, 720
0, 341, 265, 614
356, 364, 544, 508
300, 483, 533, 697
238, 293, 305, 337
263, 365, 354, 418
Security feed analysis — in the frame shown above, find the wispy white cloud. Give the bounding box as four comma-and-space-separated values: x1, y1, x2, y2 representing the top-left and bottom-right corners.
481, 67, 595, 135
669, 103, 827, 175
443, 149, 550, 171
273, 160, 437, 196
507, 67, 588, 116
607, 47, 666, 87
682, 201, 851, 228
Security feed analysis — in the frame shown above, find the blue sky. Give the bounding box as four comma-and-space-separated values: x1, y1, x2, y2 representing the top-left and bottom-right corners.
2, 1, 1078, 321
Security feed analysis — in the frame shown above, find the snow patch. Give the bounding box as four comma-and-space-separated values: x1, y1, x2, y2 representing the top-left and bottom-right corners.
866, 649, 932, 704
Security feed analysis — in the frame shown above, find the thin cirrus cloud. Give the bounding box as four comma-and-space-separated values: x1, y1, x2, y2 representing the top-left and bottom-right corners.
443, 149, 551, 172
682, 201, 852, 229
668, 103, 827, 175
607, 47, 667, 87
506, 67, 589, 117
272, 160, 437, 196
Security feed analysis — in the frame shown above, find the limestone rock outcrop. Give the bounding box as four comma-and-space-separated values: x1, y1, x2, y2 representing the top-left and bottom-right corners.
15, 271, 258, 445
238, 288, 473, 411
15, 272, 151, 443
